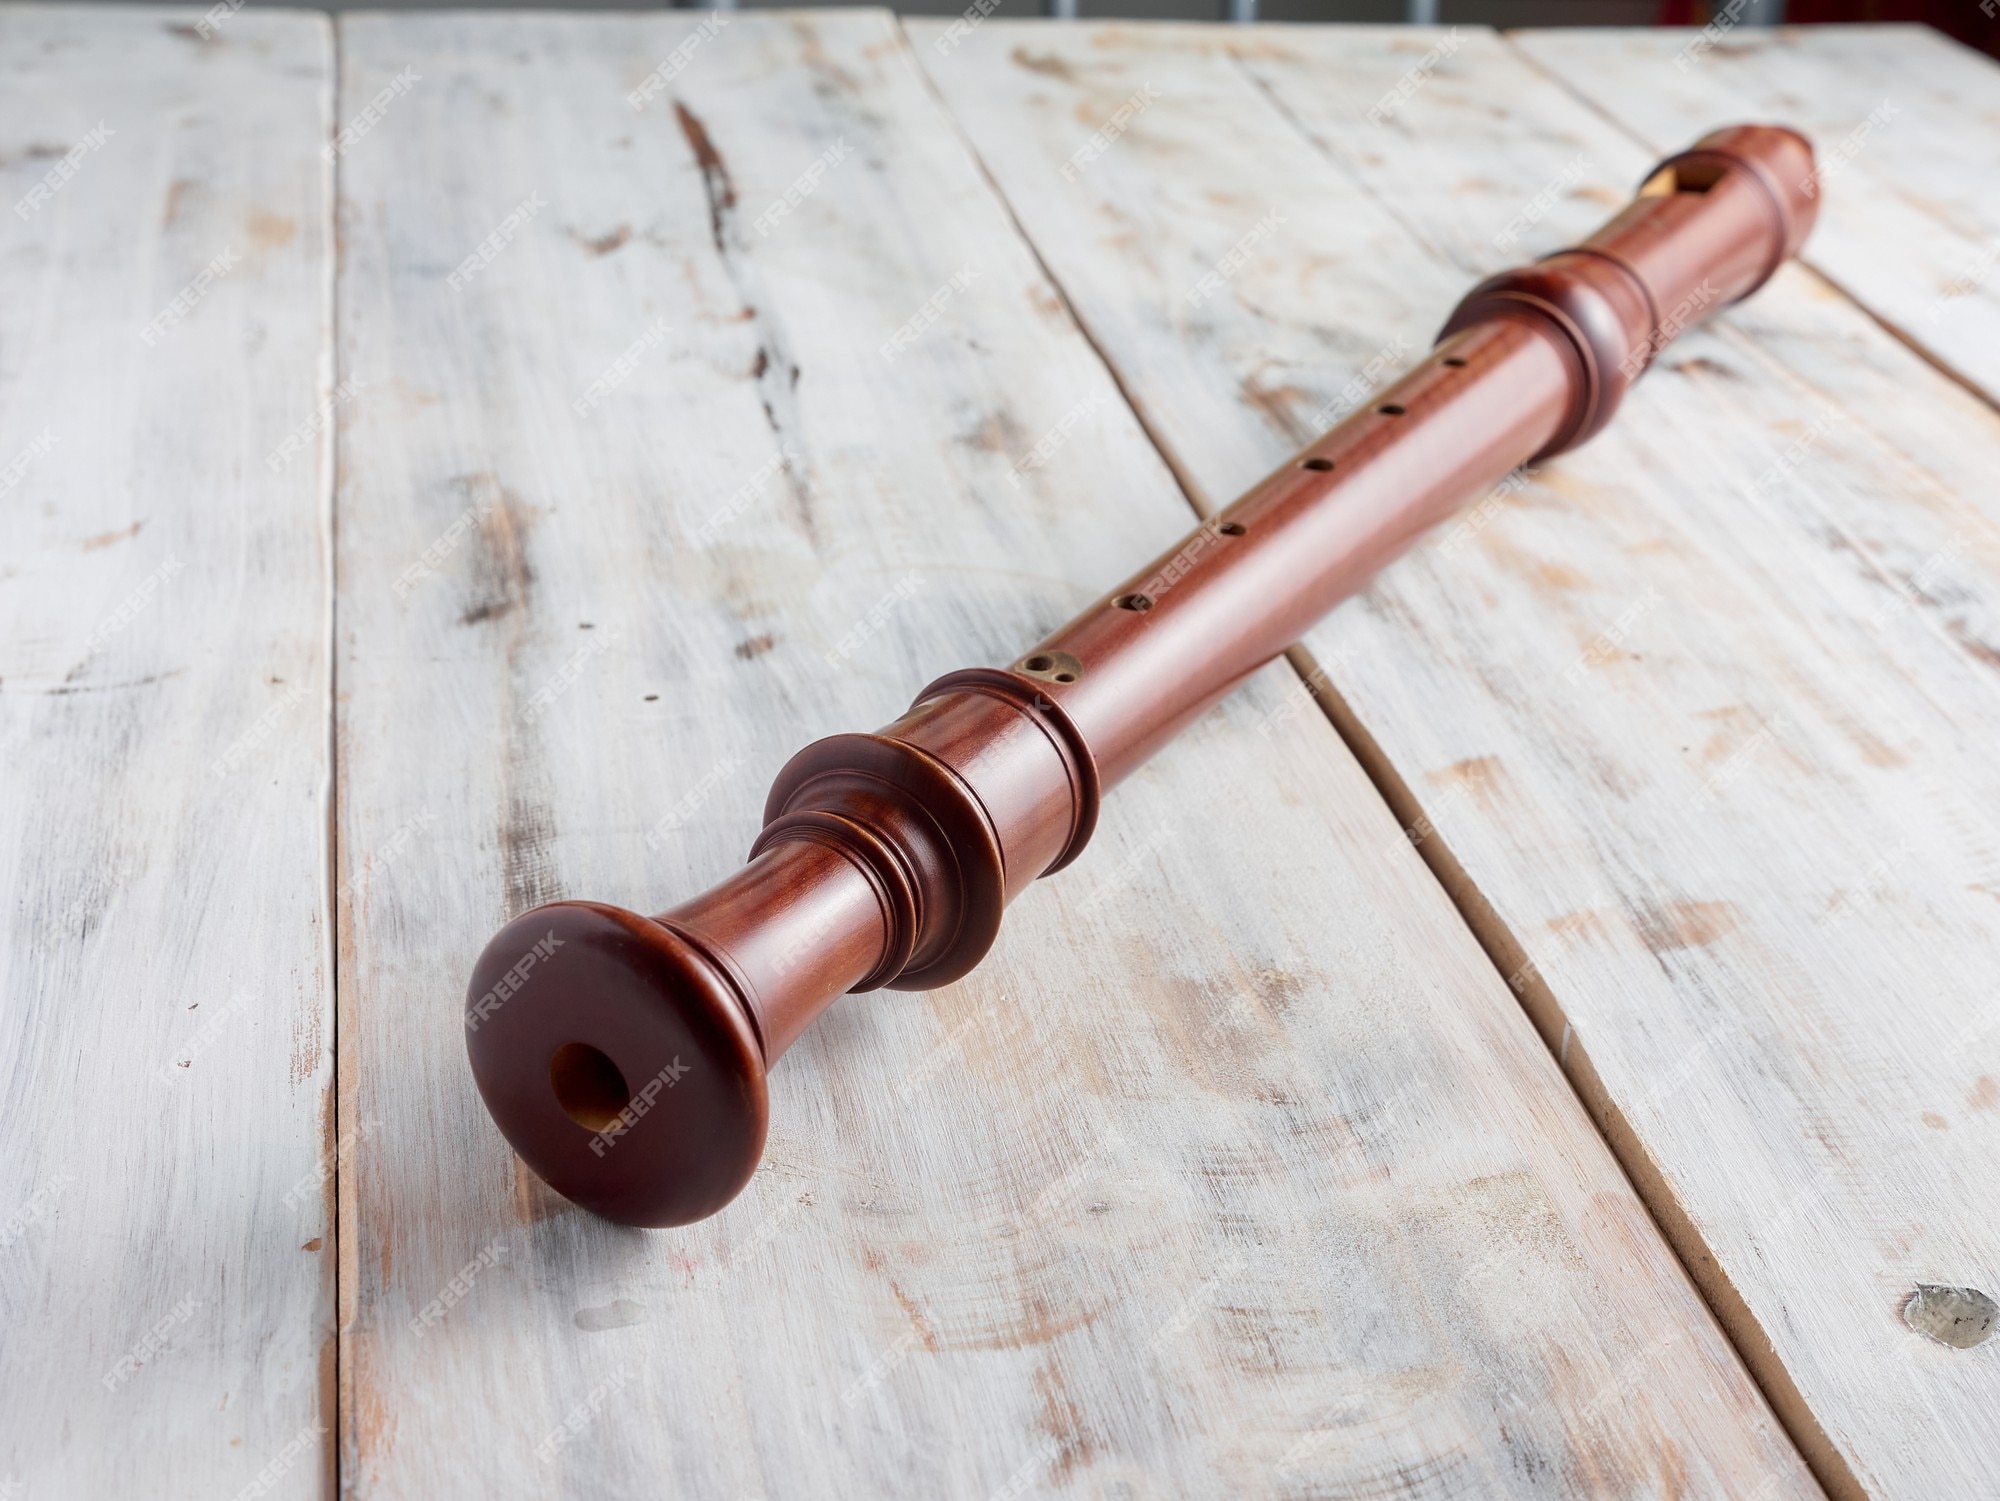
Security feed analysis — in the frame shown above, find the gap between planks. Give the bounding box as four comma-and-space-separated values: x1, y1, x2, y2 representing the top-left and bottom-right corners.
896, 15, 1218, 521
325, 20, 349, 1501
1277, 638, 1852, 1501
905, 17, 1850, 1498
1243, 33, 1860, 1496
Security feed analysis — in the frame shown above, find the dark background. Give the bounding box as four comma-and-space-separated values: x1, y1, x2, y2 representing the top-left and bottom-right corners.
60, 0, 2000, 59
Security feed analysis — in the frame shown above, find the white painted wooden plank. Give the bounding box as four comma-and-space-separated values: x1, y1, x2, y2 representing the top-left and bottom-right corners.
917, 18, 2000, 1498
336, 11, 1809, 1498
1510, 24, 2000, 409
0, 6, 334, 1497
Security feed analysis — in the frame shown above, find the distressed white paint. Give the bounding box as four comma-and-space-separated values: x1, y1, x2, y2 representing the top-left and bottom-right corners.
918, 18, 2000, 1497
335, 12, 1808, 1498
0, 6, 334, 1497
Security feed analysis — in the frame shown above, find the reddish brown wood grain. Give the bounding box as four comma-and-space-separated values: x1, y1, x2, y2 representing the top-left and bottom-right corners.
466, 124, 1820, 1229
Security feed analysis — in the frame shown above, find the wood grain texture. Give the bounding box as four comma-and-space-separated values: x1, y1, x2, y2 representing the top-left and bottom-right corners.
0, 6, 335, 1497
916, 18, 2000, 1498
1509, 24, 2000, 410
335, 11, 1809, 1498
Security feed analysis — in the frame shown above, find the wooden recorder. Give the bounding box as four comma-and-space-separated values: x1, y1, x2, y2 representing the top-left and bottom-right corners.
466, 125, 1820, 1227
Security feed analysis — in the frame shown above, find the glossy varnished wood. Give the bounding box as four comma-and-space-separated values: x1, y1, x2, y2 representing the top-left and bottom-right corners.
1513, 24, 2000, 409
339, 11, 1811, 1497
465, 114, 1818, 1229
